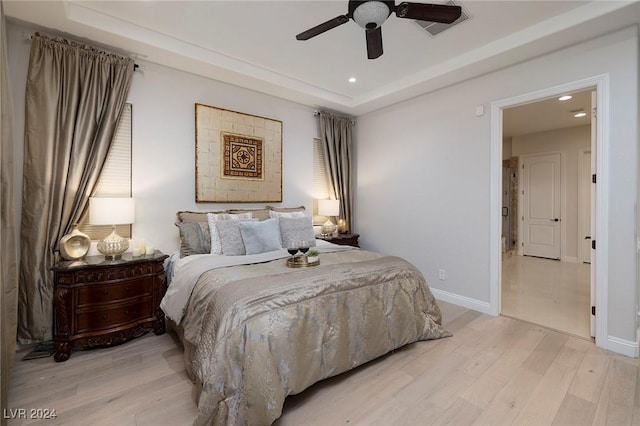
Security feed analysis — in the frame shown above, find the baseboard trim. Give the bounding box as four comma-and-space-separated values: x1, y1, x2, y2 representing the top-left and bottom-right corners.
431, 288, 492, 315
606, 335, 639, 358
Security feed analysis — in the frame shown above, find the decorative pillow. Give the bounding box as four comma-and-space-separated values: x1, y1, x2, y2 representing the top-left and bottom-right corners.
279, 216, 316, 248
177, 210, 227, 223
175, 222, 211, 258
216, 219, 252, 256
268, 206, 306, 214
207, 212, 253, 255
239, 218, 282, 255
228, 208, 271, 221
269, 210, 307, 219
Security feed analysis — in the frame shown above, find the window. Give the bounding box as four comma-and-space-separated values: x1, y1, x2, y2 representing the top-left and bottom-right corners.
313, 138, 330, 199
79, 103, 132, 240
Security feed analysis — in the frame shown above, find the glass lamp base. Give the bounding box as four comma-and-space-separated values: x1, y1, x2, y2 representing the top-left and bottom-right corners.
97, 226, 129, 260
321, 219, 336, 237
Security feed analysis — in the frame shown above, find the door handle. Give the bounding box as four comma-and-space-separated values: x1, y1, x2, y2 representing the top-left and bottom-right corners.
502, 207, 508, 217
585, 236, 591, 240
550, 218, 560, 222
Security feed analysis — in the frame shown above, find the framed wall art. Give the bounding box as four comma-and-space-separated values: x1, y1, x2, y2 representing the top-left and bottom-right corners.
195, 103, 282, 203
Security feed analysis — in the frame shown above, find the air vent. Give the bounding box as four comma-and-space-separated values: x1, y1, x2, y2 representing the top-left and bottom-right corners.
415, 1, 469, 36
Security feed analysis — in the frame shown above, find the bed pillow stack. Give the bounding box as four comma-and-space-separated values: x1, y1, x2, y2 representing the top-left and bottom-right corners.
175, 206, 312, 257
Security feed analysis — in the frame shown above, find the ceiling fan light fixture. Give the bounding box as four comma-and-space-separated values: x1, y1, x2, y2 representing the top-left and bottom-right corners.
353, 1, 391, 29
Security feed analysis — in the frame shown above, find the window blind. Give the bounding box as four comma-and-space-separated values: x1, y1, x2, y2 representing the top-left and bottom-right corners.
79, 103, 132, 240
313, 138, 330, 200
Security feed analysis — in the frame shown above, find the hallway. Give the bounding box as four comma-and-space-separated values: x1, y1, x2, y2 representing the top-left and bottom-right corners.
502, 254, 591, 339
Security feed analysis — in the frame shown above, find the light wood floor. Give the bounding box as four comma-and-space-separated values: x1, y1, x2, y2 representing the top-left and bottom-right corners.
8, 301, 640, 425
502, 254, 591, 339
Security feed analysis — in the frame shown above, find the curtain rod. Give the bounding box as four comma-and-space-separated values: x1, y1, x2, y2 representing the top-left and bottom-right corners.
22, 31, 141, 71
314, 110, 356, 125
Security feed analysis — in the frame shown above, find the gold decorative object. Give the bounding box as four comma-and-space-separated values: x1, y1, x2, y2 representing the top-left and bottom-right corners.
286, 256, 320, 268
337, 219, 348, 234
59, 224, 91, 260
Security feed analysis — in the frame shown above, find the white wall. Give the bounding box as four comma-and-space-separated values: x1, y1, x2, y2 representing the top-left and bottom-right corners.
356, 27, 638, 347
7, 20, 318, 255
512, 125, 591, 261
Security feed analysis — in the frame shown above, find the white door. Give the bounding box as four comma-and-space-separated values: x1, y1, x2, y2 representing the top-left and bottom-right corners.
522, 153, 561, 259
578, 150, 592, 264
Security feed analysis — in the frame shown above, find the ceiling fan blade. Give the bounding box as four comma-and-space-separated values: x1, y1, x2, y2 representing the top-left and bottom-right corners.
366, 26, 383, 60
296, 15, 350, 40
395, 2, 462, 24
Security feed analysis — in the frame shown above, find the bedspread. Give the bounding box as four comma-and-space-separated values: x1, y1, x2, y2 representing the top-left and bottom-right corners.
176, 249, 450, 425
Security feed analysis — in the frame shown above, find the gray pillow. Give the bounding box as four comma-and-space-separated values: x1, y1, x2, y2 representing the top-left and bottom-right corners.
216, 219, 251, 256
207, 212, 253, 255
175, 222, 211, 257
279, 216, 316, 248
239, 218, 282, 255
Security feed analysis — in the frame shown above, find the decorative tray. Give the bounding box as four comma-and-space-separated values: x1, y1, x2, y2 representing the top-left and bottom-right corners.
286, 256, 320, 268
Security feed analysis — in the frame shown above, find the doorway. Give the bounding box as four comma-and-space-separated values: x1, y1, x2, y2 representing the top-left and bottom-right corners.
499, 88, 595, 339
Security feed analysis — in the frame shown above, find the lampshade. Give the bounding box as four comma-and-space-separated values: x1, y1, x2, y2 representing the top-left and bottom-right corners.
89, 197, 135, 225
353, 1, 391, 29
318, 199, 340, 217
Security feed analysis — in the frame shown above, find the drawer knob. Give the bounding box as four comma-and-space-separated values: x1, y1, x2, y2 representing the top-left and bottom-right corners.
125, 287, 130, 293
102, 315, 108, 320
125, 310, 129, 315
102, 289, 109, 295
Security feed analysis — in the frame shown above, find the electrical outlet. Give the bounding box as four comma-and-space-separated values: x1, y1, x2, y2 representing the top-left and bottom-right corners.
438, 269, 446, 280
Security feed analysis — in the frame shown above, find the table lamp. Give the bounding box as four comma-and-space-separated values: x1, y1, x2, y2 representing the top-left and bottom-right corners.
89, 197, 135, 260
318, 199, 340, 237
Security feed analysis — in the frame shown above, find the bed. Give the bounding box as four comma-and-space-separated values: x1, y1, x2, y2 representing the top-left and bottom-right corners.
162, 208, 450, 425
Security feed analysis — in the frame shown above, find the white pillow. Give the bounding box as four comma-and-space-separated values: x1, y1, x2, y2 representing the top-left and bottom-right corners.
279, 216, 316, 248
269, 210, 307, 219
207, 212, 252, 255
239, 218, 282, 255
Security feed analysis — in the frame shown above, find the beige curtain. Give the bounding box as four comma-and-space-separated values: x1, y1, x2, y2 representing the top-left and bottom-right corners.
0, 4, 18, 422
319, 111, 354, 231
18, 34, 134, 343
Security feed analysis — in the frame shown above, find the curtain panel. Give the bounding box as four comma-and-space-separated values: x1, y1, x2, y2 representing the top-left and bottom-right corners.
318, 112, 354, 232
0, 4, 18, 421
18, 34, 134, 342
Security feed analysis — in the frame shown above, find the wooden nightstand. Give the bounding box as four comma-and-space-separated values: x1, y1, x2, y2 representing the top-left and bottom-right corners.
51, 251, 169, 362
319, 233, 360, 247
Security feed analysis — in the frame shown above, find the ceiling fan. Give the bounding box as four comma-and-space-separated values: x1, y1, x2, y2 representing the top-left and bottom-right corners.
296, 1, 462, 60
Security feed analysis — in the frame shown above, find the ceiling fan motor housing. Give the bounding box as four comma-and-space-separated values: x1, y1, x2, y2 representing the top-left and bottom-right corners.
349, 0, 395, 29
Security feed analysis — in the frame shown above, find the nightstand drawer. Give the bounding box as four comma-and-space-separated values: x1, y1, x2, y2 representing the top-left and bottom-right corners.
76, 298, 153, 333
77, 278, 153, 306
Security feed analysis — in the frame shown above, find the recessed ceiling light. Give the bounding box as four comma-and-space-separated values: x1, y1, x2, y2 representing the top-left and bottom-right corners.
348, 77, 357, 83
558, 95, 572, 101
574, 111, 587, 118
